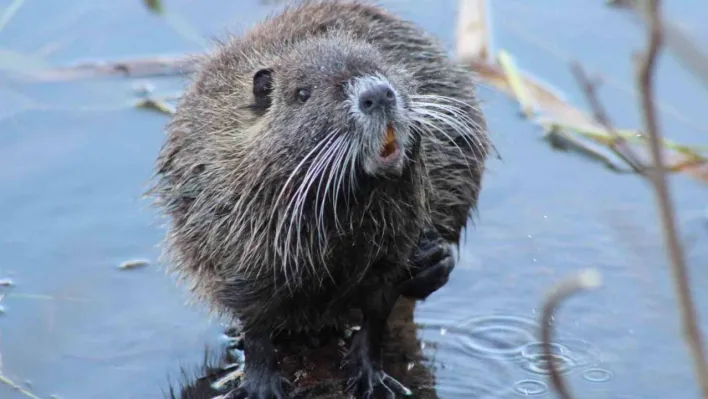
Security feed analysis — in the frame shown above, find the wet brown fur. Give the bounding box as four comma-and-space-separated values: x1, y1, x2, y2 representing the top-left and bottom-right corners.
149, 0, 488, 370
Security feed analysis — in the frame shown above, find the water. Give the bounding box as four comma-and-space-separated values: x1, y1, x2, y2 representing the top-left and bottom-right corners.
1, 0, 707, 398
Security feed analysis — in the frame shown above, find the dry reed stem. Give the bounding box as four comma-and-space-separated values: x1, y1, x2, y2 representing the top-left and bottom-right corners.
635, 0, 708, 397
610, 0, 708, 90
540, 269, 603, 399
569, 62, 646, 174
456, 0, 491, 63
466, 57, 708, 182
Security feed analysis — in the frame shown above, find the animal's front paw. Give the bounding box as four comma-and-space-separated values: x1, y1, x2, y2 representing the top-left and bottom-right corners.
222, 372, 292, 399
399, 227, 455, 300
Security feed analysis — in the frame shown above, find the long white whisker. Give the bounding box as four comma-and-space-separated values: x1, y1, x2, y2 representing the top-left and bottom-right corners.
271, 130, 339, 234
315, 130, 343, 243
411, 100, 484, 155
276, 131, 339, 278
285, 134, 343, 279
320, 134, 350, 237
411, 111, 473, 171
411, 93, 484, 128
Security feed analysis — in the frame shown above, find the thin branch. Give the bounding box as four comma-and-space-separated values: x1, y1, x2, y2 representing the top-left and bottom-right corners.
570, 62, 646, 174
540, 269, 603, 399
635, 0, 708, 397
609, 0, 708, 90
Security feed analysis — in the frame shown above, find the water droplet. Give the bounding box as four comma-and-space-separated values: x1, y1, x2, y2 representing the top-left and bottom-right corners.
520, 353, 576, 375
518, 342, 577, 375
513, 379, 548, 396
440, 328, 447, 336
521, 342, 566, 358
583, 368, 614, 383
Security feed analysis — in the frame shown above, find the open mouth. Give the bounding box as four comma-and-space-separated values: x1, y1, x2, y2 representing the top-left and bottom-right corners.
380, 124, 399, 161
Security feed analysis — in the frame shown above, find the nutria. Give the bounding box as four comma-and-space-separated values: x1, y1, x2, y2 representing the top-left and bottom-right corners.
149, 1, 489, 398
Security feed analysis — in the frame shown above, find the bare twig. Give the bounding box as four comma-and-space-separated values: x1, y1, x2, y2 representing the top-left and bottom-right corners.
635, 1, 708, 396
610, 0, 708, 90
540, 269, 603, 399
570, 62, 646, 174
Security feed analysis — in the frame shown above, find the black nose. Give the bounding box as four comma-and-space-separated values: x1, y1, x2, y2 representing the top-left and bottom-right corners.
358, 83, 397, 114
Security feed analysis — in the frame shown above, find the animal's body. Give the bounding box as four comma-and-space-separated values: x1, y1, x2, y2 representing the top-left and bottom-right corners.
149, 1, 489, 397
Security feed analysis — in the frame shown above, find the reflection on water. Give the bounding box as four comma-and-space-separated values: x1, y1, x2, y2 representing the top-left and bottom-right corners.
1, 0, 707, 398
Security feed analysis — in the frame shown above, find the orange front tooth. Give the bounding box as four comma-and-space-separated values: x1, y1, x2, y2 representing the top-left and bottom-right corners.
381, 125, 397, 157
385, 125, 395, 145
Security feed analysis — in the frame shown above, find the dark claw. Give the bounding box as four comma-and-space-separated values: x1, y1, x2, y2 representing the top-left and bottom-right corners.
410, 241, 449, 269
344, 324, 412, 399
403, 256, 454, 300
346, 367, 412, 399
411, 227, 452, 268
400, 227, 455, 300
222, 374, 291, 399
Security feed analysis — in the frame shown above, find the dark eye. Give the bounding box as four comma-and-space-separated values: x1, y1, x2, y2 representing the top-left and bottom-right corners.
297, 88, 311, 103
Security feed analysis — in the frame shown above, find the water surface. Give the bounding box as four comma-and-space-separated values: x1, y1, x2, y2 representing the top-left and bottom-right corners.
1, 1, 707, 398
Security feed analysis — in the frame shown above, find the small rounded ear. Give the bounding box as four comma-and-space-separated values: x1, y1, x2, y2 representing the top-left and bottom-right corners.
252, 68, 274, 111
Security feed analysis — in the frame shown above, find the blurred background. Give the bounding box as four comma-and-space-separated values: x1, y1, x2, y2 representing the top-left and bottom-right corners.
0, 0, 707, 398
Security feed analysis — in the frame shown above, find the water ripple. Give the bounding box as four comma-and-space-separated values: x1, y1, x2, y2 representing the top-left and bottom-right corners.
420, 313, 618, 398
512, 379, 548, 396
583, 368, 615, 383
452, 314, 539, 360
